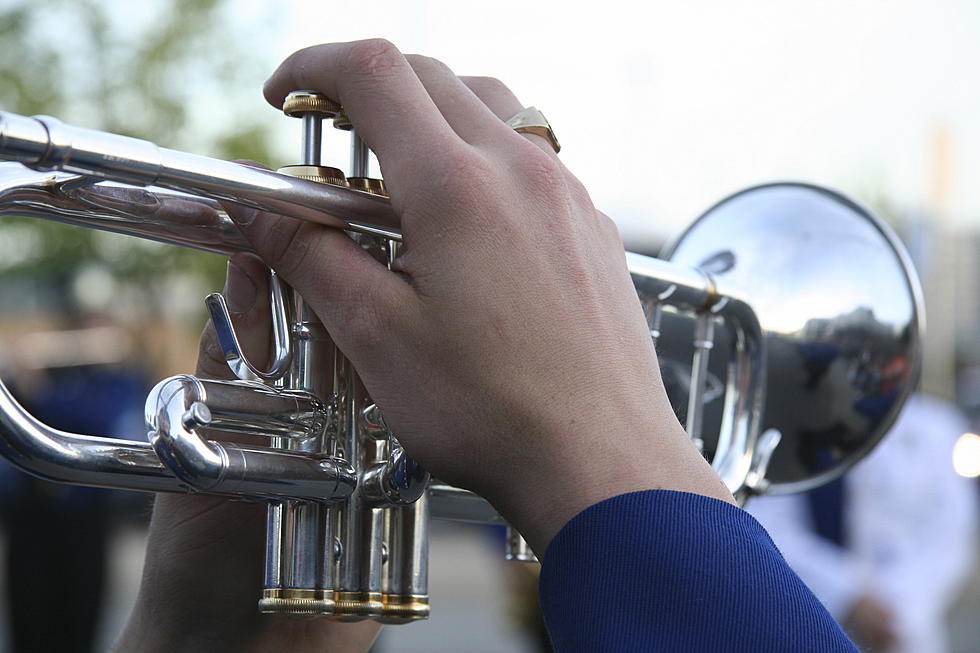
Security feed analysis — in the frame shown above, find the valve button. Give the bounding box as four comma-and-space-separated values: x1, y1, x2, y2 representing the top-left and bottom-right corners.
277, 164, 347, 187
347, 177, 387, 197
282, 90, 341, 118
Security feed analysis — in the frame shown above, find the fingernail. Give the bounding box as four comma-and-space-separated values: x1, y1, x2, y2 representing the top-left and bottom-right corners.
223, 259, 258, 313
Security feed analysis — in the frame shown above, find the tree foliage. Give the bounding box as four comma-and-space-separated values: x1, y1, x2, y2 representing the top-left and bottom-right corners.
0, 0, 278, 290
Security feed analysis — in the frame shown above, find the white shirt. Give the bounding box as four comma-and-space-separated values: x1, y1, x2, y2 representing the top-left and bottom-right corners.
747, 394, 978, 653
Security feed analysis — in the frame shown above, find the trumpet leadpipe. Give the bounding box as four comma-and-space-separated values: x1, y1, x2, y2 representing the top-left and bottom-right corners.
0, 111, 400, 239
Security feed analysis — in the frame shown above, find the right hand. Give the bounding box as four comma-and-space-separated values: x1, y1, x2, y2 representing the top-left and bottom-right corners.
227, 40, 734, 554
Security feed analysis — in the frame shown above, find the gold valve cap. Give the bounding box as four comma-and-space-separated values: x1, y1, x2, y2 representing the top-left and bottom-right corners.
259, 588, 336, 616
378, 593, 430, 624
333, 111, 353, 131
331, 591, 385, 621
283, 90, 342, 118
277, 164, 348, 187
347, 177, 388, 197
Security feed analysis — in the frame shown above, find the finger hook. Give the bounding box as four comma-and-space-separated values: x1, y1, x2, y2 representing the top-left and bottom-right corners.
205, 269, 292, 382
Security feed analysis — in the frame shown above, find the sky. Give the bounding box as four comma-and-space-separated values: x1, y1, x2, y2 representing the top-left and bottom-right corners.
246, 0, 980, 252
13, 0, 978, 252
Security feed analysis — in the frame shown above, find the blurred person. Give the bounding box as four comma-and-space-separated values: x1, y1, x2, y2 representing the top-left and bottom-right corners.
748, 393, 979, 653
0, 312, 151, 653
112, 41, 863, 652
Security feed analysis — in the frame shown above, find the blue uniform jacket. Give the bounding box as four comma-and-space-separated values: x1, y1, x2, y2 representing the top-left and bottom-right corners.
539, 490, 858, 652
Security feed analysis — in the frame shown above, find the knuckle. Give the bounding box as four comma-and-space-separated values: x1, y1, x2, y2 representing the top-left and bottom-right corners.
516, 145, 565, 195
343, 38, 404, 78
435, 146, 493, 189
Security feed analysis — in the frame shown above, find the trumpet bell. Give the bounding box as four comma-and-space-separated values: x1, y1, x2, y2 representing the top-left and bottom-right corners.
662, 182, 923, 493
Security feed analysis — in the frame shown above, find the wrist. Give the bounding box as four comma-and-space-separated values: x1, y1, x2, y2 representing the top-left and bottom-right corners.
491, 419, 734, 555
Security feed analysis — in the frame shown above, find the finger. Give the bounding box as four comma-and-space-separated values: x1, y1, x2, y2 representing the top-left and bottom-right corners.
460, 76, 524, 121
403, 54, 515, 147
197, 252, 272, 380
461, 76, 558, 156
225, 204, 418, 372
264, 41, 461, 179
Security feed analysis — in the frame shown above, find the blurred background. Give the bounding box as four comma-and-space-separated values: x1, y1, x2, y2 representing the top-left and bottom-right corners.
0, 0, 978, 651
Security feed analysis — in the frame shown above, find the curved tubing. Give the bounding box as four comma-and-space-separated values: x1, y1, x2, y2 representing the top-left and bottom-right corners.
0, 369, 356, 502
0, 375, 185, 492
147, 375, 356, 501
708, 295, 765, 496
628, 254, 765, 497
0, 165, 252, 256
427, 484, 504, 524
361, 440, 430, 507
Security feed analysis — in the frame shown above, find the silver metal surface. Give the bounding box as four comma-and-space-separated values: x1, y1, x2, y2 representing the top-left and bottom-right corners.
662, 182, 923, 493
360, 405, 429, 507
379, 495, 429, 623
504, 527, 538, 563
206, 270, 293, 381
0, 374, 184, 492
628, 253, 765, 495
686, 314, 716, 451
301, 114, 323, 166
260, 101, 341, 610
0, 112, 399, 238
0, 167, 250, 256
350, 132, 370, 178
705, 296, 765, 495
262, 291, 339, 611
626, 253, 715, 312
740, 428, 783, 501
146, 375, 354, 499
334, 361, 384, 617
427, 484, 504, 524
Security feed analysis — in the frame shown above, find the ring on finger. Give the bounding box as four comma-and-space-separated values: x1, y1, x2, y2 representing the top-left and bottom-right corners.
505, 107, 561, 154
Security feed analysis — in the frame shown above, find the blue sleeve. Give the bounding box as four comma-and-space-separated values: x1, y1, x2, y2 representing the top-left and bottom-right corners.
538, 490, 857, 652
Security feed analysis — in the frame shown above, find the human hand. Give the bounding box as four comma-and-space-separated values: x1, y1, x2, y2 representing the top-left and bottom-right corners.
843, 594, 897, 653
225, 40, 734, 555
113, 254, 380, 653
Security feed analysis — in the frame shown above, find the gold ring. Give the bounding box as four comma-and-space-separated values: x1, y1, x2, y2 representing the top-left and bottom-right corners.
505, 107, 561, 153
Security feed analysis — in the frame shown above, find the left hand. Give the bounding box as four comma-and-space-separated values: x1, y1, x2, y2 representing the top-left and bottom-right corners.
113, 254, 380, 653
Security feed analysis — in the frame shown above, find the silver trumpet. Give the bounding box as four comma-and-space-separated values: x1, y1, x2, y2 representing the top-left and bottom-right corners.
0, 94, 923, 622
